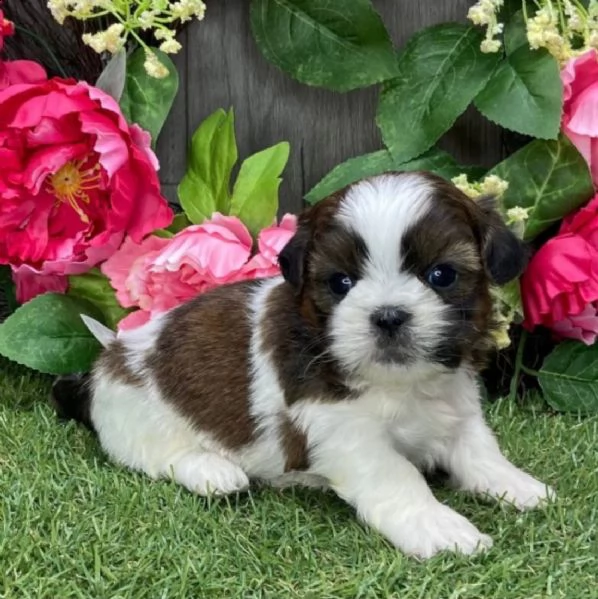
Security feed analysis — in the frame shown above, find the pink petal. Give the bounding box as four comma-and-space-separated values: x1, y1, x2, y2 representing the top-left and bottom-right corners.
11, 263, 68, 303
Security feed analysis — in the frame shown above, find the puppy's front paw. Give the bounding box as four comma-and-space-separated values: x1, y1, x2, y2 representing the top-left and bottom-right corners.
485, 469, 555, 510
386, 503, 492, 559
172, 452, 250, 496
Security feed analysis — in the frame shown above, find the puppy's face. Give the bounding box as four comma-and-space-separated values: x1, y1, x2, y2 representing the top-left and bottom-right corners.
279, 172, 526, 381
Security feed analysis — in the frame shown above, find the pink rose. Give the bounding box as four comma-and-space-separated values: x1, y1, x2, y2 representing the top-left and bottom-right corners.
522, 194, 598, 344
561, 49, 598, 187
0, 9, 47, 90
0, 77, 174, 303
102, 213, 297, 330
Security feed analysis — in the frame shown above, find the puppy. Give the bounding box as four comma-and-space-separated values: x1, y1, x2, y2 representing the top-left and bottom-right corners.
54, 172, 554, 558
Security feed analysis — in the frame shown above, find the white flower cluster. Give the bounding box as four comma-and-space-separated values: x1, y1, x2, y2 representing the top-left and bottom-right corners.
47, 0, 206, 78
452, 172, 528, 349
467, 0, 505, 53
451, 173, 509, 199
467, 0, 598, 62
526, 0, 598, 63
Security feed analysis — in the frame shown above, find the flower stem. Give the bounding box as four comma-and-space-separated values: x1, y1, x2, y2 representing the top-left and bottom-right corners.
509, 328, 528, 402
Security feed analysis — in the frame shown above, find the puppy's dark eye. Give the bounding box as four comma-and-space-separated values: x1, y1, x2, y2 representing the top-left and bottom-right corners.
426, 264, 458, 289
328, 272, 354, 296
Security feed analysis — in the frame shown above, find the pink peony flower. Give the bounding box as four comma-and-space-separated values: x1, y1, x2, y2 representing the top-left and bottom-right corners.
522, 194, 598, 344
102, 213, 297, 330
0, 9, 47, 90
0, 77, 174, 303
561, 49, 598, 187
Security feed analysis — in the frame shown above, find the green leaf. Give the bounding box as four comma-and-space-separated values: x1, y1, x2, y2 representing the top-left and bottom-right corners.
95, 48, 127, 102
474, 44, 562, 139
538, 342, 598, 413
250, 0, 398, 92
167, 213, 191, 234
119, 47, 179, 146
67, 269, 130, 330
491, 136, 593, 240
504, 9, 528, 55
177, 108, 238, 223
305, 147, 485, 204
154, 213, 192, 238
230, 142, 290, 236
377, 24, 500, 163
0, 294, 103, 375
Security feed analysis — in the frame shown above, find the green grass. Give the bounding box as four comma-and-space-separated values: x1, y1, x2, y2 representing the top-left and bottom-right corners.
1, 358, 597, 599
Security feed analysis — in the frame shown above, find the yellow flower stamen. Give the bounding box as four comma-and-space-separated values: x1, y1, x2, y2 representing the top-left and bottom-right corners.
48, 159, 102, 224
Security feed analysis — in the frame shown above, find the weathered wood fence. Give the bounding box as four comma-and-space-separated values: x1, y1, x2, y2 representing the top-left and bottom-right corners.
156, 0, 506, 214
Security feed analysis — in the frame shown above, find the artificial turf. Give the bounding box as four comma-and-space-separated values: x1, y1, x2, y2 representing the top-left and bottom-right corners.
1, 357, 597, 599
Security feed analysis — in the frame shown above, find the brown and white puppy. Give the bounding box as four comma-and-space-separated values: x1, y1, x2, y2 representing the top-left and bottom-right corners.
54, 172, 554, 559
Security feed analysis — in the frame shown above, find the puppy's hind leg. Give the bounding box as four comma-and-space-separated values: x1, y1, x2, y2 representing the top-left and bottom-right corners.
90, 376, 249, 496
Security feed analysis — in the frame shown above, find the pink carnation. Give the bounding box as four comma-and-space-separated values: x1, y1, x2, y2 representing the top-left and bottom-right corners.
102, 213, 297, 330
561, 49, 598, 186
522, 194, 598, 344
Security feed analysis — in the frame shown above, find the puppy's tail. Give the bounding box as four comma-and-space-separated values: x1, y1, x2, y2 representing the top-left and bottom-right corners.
50, 315, 114, 432
50, 373, 95, 432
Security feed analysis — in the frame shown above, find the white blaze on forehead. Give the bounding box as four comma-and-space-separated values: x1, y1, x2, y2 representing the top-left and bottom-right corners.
335, 174, 433, 273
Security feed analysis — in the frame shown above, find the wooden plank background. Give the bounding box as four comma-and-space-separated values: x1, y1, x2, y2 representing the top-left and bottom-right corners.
156, 0, 505, 214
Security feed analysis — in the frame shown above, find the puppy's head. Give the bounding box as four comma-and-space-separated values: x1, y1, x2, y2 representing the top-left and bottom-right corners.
279, 172, 526, 381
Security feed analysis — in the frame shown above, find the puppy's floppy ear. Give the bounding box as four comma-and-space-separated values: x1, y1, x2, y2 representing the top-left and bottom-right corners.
279, 195, 343, 292
475, 196, 530, 285
278, 224, 310, 292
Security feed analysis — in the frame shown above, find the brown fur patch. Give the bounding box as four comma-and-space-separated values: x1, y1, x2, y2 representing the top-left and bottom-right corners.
401, 173, 512, 369
280, 417, 309, 471
260, 283, 354, 405
96, 341, 144, 387
148, 282, 258, 450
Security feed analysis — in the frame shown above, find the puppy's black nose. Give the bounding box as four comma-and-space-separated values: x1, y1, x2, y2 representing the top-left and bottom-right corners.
371, 306, 411, 336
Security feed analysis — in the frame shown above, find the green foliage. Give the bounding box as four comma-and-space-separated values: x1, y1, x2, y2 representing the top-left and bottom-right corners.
179, 108, 289, 233
0, 294, 103, 375
68, 269, 130, 331
305, 147, 485, 204
474, 38, 562, 138
178, 109, 238, 223
539, 342, 598, 413
491, 136, 594, 240
230, 142, 290, 237
377, 24, 500, 164
250, 0, 398, 91
119, 47, 179, 146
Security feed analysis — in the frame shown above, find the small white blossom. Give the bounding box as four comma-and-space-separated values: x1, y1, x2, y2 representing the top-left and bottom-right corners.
506, 206, 531, 224
169, 0, 206, 22
481, 38, 502, 53
451, 174, 479, 198
144, 50, 169, 78
154, 28, 176, 40
47, 0, 69, 24
82, 31, 107, 53
159, 38, 182, 54
103, 23, 125, 54
138, 10, 157, 29
481, 174, 509, 197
